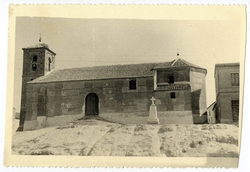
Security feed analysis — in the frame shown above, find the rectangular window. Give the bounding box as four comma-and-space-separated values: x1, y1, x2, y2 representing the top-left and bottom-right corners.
170, 92, 176, 99
129, 79, 136, 90
231, 100, 239, 122
169, 75, 174, 83
231, 73, 239, 86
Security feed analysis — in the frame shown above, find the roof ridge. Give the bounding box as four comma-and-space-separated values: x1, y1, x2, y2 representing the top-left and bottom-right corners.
178, 58, 205, 69
170, 57, 180, 66
28, 59, 206, 84
54, 61, 169, 71
29, 61, 172, 83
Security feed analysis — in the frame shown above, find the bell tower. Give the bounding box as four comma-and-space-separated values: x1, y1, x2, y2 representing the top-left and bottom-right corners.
17, 43, 56, 131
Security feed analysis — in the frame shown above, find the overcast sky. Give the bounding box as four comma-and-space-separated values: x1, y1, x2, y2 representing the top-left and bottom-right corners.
14, 17, 241, 111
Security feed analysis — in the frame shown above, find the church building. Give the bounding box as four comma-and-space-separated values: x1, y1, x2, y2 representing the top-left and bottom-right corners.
17, 43, 207, 131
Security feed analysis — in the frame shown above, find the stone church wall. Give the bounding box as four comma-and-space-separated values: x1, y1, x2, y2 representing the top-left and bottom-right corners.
24, 76, 155, 129
23, 68, 207, 129
154, 90, 192, 111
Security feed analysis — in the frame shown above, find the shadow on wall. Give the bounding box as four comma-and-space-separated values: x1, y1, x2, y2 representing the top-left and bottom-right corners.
193, 112, 208, 124
191, 89, 207, 124
191, 89, 201, 114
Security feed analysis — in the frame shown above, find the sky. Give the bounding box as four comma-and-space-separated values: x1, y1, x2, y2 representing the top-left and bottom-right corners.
14, 17, 242, 111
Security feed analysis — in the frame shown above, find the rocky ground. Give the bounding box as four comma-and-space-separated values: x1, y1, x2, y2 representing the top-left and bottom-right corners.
12, 118, 239, 157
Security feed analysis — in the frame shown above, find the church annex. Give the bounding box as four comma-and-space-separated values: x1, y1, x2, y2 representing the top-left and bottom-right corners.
18, 43, 207, 131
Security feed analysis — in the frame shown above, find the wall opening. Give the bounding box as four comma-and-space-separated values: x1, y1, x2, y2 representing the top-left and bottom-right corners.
231, 100, 239, 122
170, 92, 176, 99
129, 79, 136, 90
169, 75, 174, 83
32, 55, 38, 71
85, 93, 99, 115
231, 73, 239, 86
48, 57, 52, 71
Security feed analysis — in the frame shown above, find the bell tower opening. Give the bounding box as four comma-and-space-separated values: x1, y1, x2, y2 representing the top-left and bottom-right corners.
32, 55, 38, 71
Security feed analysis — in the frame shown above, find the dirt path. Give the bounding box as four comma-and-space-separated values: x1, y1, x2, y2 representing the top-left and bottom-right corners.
12, 119, 239, 157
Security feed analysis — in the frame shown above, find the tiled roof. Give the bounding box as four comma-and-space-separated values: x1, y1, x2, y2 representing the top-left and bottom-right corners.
29, 58, 205, 84
29, 62, 160, 83
23, 43, 50, 49
153, 58, 205, 70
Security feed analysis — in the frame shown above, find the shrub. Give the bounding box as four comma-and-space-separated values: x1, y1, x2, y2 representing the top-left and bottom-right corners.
125, 152, 134, 156
30, 150, 53, 155
190, 141, 196, 148
216, 136, 238, 146
165, 150, 175, 157
134, 125, 147, 131
108, 128, 116, 133
158, 126, 174, 134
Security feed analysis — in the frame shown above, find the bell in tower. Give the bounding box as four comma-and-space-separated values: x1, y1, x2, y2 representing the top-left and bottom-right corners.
17, 41, 56, 131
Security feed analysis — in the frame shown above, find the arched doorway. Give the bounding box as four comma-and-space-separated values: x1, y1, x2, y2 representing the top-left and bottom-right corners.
85, 93, 99, 116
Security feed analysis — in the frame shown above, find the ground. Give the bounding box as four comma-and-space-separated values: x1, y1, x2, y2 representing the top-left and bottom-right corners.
12, 118, 239, 157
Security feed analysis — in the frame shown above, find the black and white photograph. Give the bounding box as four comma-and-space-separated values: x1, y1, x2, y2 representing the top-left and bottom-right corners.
3, 4, 247, 168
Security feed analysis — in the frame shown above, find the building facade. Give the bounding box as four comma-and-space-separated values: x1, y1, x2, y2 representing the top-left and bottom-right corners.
18, 44, 207, 131
214, 63, 240, 124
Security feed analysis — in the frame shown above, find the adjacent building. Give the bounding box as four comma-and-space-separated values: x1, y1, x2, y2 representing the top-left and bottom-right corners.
214, 63, 240, 124
18, 43, 207, 131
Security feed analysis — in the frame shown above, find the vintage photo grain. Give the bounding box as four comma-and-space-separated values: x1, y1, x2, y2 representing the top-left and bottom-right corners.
4, 5, 246, 168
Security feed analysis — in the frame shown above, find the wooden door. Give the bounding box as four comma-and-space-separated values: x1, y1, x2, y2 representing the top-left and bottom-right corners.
85, 93, 99, 115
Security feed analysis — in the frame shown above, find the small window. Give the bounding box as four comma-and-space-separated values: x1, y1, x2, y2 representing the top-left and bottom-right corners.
129, 79, 136, 90
169, 75, 174, 83
48, 58, 52, 71
170, 92, 176, 99
231, 73, 239, 86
